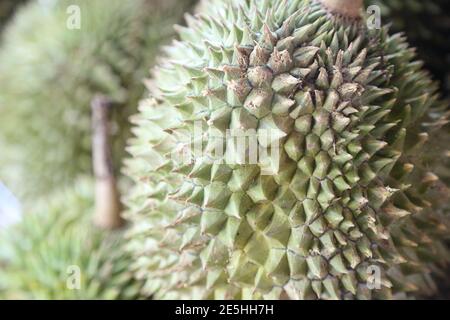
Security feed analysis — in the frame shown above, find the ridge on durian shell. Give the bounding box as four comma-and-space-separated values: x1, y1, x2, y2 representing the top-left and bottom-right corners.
361, 0, 450, 228
364, 0, 450, 98
124, 0, 450, 300
0, 0, 196, 203
0, 178, 142, 300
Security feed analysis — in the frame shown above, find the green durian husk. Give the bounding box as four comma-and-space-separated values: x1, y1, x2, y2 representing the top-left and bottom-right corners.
365, 0, 450, 97
0, 0, 196, 204
0, 178, 142, 300
124, 0, 450, 300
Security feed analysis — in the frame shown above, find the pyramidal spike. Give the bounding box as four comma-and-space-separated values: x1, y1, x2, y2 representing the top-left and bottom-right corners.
419, 172, 440, 193
262, 23, 278, 49
231, 48, 247, 69
241, 23, 256, 47
204, 67, 225, 81
382, 203, 411, 221
249, 43, 271, 66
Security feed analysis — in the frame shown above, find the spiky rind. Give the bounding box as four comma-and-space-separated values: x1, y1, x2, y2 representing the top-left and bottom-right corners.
125, 0, 450, 300
0, 0, 195, 202
365, 0, 450, 97
0, 179, 142, 300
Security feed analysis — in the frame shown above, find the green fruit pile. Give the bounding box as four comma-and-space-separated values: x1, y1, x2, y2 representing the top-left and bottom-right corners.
124, 0, 450, 299
0, 179, 141, 300
0, 0, 195, 202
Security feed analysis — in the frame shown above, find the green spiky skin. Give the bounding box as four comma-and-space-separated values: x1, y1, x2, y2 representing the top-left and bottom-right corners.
0, 179, 142, 300
365, 0, 450, 97
0, 0, 195, 202
0, 0, 26, 30
124, 0, 450, 300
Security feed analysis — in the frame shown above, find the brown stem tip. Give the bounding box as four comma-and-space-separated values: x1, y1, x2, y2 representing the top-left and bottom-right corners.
318, 0, 364, 19
91, 95, 124, 230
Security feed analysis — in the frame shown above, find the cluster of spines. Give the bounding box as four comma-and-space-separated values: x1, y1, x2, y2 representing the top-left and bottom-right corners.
364, 0, 450, 97
124, 0, 449, 300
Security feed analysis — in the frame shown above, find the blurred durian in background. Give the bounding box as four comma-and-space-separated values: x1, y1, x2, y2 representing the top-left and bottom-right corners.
0, 180, 141, 299
0, 0, 195, 203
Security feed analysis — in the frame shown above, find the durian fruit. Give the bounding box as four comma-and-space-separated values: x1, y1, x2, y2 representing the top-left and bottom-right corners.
124, 0, 450, 300
0, 179, 141, 300
361, 0, 450, 183
0, 0, 195, 202
364, 0, 450, 97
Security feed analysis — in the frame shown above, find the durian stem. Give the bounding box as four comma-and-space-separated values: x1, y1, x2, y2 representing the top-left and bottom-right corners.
91, 95, 124, 230
318, 0, 364, 18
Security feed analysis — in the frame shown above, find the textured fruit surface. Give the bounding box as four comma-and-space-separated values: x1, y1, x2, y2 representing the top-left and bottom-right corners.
0, 179, 141, 300
365, 0, 450, 192
124, 0, 450, 299
365, 0, 450, 97
0, 0, 195, 202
